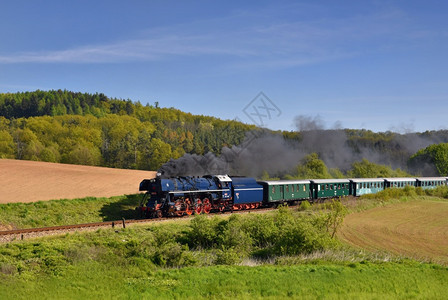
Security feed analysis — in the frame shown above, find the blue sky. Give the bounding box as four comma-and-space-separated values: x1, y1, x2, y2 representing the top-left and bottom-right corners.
1, 0, 447, 132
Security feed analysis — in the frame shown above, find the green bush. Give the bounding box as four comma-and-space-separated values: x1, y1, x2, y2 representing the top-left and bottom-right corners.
298, 200, 312, 211
215, 247, 242, 265
425, 185, 448, 198
187, 215, 222, 249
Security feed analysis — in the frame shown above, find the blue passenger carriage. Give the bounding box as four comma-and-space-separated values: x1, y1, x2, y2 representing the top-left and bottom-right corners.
384, 178, 416, 188
415, 177, 447, 190
350, 178, 385, 196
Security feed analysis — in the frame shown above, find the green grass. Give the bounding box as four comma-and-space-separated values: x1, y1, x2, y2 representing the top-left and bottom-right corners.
1, 257, 447, 299
2, 190, 448, 298
1, 209, 448, 299
0, 194, 141, 229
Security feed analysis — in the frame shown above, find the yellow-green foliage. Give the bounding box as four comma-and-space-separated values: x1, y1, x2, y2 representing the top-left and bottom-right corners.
0, 90, 255, 170
286, 153, 331, 179
409, 143, 448, 176
347, 158, 410, 178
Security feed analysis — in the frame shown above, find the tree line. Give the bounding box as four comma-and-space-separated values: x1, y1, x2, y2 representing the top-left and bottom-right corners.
1, 90, 448, 176
0, 90, 255, 170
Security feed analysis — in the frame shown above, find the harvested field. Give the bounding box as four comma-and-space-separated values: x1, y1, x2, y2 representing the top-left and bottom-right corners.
0, 159, 156, 203
338, 199, 448, 265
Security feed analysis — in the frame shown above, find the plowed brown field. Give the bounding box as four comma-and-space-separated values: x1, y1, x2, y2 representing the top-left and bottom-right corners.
338, 199, 448, 265
0, 159, 156, 203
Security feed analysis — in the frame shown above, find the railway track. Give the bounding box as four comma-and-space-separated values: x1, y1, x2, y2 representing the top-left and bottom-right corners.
0, 218, 151, 243
0, 207, 275, 243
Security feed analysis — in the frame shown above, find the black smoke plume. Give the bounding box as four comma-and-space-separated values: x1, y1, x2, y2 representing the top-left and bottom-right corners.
159, 115, 448, 178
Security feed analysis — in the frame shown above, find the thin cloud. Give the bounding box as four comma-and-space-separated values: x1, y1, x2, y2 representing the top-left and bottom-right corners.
0, 7, 438, 66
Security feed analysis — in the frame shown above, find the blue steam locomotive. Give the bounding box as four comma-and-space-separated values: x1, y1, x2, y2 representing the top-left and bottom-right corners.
137, 175, 448, 218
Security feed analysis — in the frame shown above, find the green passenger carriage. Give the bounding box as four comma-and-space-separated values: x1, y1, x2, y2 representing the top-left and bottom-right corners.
310, 179, 350, 199
257, 180, 311, 203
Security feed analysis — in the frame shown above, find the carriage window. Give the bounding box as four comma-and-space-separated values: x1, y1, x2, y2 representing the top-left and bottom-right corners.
338, 184, 341, 190
286, 185, 289, 193
272, 186, 275, 193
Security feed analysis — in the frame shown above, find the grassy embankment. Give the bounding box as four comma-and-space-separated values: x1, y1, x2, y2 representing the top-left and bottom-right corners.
1, 187, 448, 298
1, 211, 448, 299
0, 194, 141, 229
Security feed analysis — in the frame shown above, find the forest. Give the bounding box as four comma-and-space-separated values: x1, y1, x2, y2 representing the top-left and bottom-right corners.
1, 90, 448, 177
0, 90, 254, 170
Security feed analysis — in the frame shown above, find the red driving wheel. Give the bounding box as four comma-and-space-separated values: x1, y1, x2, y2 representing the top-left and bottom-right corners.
194, 199, 202, 214
202, 198, 212, 214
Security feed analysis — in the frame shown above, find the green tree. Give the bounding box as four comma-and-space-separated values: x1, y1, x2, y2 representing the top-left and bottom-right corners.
409, 143, 448, 176
146, 138, 173, 170
347, 158, 409, 178
13, 128, 44, 160
288, 153, 331, 179
63, 144, 102, 166
0, 130, 15, 158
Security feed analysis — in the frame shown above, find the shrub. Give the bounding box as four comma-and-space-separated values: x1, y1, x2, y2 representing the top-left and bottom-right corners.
298, 200, 311, 211
187, 215, 222, 249
322, 200, 348, 238
215, 247, 242, 265
218, 215, 253, 255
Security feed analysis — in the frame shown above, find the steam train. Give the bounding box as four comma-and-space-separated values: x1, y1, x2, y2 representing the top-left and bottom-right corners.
137, 174, 448, 218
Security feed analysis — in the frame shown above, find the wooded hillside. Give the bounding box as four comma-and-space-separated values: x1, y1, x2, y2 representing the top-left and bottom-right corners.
1, 90, 448, 176
0, 90, 254, 170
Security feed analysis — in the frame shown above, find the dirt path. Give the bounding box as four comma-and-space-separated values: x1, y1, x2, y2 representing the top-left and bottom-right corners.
338, 199, 448, 265
0, 159, 156, 203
